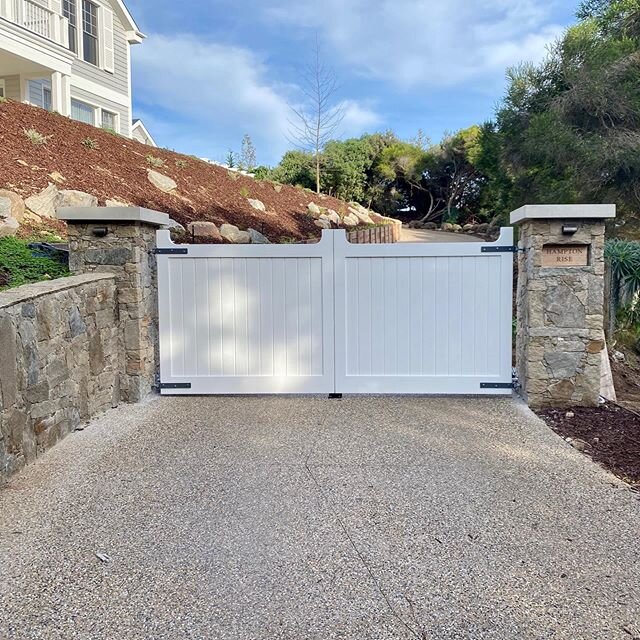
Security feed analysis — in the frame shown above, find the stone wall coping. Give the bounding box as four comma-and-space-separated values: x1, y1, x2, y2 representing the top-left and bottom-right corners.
0, 273, 115, 309
510, 204, 616, 224
58, 206, 171, 227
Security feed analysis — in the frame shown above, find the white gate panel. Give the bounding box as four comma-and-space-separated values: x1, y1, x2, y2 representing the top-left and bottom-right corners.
156, 230, 335, 394
333, 229, 514, 394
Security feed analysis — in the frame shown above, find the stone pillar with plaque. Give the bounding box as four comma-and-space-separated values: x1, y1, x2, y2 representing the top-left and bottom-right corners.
511, 204, 616, 408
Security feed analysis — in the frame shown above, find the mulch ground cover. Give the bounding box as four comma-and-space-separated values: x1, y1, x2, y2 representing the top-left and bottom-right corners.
0, 100, 357, 242
538, 403, 640, 488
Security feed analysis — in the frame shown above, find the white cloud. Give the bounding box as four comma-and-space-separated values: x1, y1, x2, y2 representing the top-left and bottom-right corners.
265, 0, 565, 89
132, 34, 381, 163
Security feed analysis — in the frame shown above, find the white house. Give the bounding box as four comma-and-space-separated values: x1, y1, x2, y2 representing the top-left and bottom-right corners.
0, 0, 145, 138
131, 117, 156, 146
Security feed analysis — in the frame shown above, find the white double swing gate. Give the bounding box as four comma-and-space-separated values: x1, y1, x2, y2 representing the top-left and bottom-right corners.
156, 228, 514, 395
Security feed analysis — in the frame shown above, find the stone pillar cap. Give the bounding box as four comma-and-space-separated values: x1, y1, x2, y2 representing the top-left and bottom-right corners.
57, 206, 171, 227
510, 204, 616, 225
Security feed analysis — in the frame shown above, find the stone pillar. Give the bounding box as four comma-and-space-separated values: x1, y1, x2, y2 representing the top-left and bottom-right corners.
58, 207, 170, 402
511, 204, 615, 408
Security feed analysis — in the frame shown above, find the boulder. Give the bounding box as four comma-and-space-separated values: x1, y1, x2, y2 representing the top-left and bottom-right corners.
0, 216, 19, 237
248, 228, 270, 244
342, 213, 359, 227
348, 206, 373, 225
369, 212, 387, 224
441, 222, 454, 232
476, 223, 490, 234
56, 189, 98, 209
187, 221, 220, 240
452, 224, 463, 232
307, 202, 322, 218
247, 198, 266, 212
463, 224, 474, 232
314, 218, 331, 229
147, 169, 177, 193
48, 171, 66, 184
326, 209, 341, 225
25, 184, 59, 219
105, 199, 131, 208
220, 223, 250, 244
0, 190, 25, 222
424, 222, 438, 230
167, 219, 186, 232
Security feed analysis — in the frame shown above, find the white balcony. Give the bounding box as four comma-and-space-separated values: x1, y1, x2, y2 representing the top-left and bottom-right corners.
0, 0, 68, 48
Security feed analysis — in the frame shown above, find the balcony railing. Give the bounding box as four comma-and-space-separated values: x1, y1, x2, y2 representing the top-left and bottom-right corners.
0, 0, 69, 47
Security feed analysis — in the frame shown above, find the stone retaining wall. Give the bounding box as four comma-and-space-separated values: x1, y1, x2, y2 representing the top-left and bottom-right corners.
0, 274, 120, 480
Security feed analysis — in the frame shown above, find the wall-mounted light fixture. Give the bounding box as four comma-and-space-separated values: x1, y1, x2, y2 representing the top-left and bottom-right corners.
562, 224, 578, 235
92, 226, 108, 238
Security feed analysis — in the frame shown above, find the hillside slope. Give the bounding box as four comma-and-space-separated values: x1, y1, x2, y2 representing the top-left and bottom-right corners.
0, 101, 383, 242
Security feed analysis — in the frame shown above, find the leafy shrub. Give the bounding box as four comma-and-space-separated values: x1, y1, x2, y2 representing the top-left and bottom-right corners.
23, 128, 51, 146
146, 155, 166, 168
605, 239, 640, 340
239, 186, 250, 198
0, 237, 69, 290
0, 96, 7, 104
175, 159, 188, 169
81, 137, 99, 150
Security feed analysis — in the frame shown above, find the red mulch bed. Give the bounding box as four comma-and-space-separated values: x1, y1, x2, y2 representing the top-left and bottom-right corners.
538, 404, 640, 488
0, 100, 357, 242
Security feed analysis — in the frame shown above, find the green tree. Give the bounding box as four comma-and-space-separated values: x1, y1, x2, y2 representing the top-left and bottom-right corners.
269, 150, 316, 190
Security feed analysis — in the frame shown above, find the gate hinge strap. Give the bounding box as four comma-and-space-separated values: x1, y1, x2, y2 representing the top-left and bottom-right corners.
160, 382, 192, 389
480, 382, 515, 389
481, 246, 517, 253
154, 247, 188, 255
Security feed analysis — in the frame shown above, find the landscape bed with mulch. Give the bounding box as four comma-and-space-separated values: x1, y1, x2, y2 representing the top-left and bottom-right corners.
538, 403, 640, 488
0, 100, 361, 243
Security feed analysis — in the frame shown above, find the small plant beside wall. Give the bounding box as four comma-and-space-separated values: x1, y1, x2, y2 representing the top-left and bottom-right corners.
23, 128, 51, 146
146, 155, 166, 169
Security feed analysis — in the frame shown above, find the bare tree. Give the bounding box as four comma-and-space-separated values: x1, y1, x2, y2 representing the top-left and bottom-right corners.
239, 134, 257, 171
288, 37, 345, 193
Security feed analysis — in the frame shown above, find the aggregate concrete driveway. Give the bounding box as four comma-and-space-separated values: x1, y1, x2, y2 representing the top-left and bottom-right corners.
1, 396, 639, 639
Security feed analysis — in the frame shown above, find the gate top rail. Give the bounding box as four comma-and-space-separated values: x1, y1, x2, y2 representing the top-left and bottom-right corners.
155, 227, 515, 258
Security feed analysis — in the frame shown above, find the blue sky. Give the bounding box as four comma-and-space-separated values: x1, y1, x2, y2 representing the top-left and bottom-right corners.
126, 0, 577, 166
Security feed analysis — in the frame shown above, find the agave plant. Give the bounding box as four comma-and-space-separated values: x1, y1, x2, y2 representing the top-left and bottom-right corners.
605, 239, 640, 331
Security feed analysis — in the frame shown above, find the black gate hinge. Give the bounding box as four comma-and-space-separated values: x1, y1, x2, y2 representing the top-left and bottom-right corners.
480, 382, 516, 389
154, 247, 188, 255
159, 382, 192, 389
481, 245, 517, 253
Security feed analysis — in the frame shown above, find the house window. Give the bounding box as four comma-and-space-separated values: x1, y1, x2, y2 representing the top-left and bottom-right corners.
71, 98, 95, 125
82, 0, 98, 66
0, 80, 5, 99
101, 109, 117, 131
63, 0, 77, 54
43, 87, 52, 111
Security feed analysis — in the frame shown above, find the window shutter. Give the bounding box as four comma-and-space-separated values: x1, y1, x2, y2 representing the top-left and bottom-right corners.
100, 6, 115, 73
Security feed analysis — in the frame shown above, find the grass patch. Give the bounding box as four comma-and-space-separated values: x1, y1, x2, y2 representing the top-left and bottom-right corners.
0, 237, 69, 291
81, 137, 99, 150
23, 128, 51, 146
239, 186, 250, 198
146, 154, 166, 168
175, 159, 188, 169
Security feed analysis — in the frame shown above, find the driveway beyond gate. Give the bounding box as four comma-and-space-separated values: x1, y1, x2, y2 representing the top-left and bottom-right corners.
1, 396, 639, 639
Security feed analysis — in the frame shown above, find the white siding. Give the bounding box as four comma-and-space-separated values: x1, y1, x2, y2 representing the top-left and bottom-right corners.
71, 0, 129, 98
69, 84, 130, 135
0, 76, 21, 100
